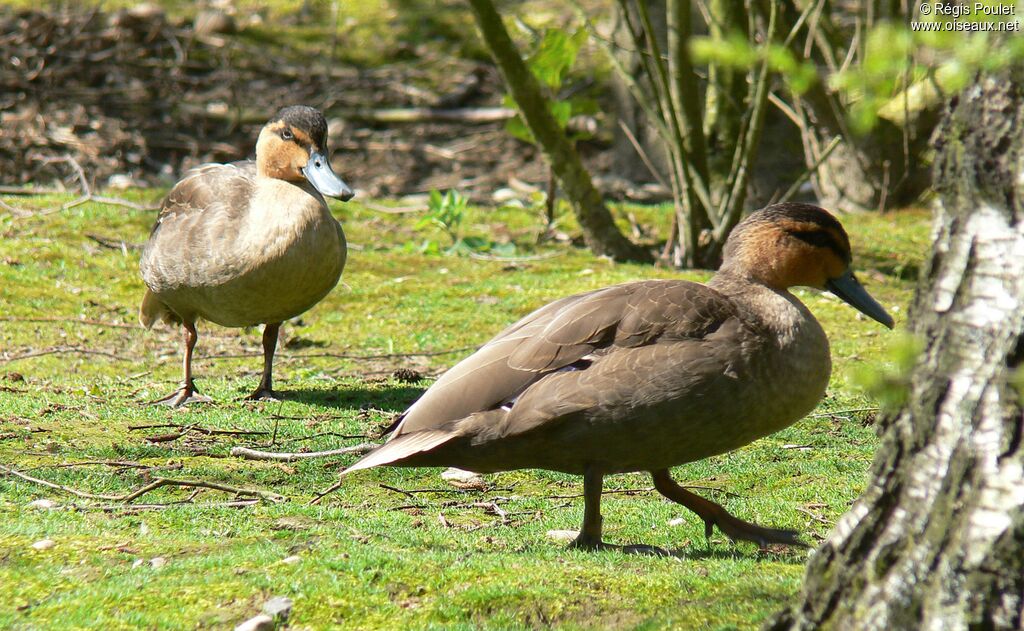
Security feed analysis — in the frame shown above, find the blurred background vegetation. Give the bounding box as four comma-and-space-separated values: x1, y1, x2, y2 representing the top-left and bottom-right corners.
3, 0, 1019, 266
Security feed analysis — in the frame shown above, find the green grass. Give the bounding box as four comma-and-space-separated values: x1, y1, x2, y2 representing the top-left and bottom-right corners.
0, 193, 931, 630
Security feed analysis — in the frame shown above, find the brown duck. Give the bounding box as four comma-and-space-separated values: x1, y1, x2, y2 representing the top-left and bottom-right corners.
343, 203, 893, 550
139, 106, 352, 406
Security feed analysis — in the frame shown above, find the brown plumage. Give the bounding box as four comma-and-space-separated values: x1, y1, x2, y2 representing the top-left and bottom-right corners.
139, 105, 353, 406
343, 203, 894, 551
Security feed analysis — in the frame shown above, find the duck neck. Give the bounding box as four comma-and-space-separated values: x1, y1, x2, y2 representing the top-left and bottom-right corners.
708, 269, 819, 343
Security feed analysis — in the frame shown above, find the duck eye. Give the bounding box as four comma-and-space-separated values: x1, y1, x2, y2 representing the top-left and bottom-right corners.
281, 129, 294, 140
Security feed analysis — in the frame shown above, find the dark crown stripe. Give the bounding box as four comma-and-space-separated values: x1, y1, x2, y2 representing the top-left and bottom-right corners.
786, 229, 851, 263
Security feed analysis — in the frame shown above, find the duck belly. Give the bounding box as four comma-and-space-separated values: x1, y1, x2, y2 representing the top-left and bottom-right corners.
192, 218, 345, 327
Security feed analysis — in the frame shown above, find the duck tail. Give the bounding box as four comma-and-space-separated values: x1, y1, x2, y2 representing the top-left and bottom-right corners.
138, 289, 179, 328
342, 430, 454, 476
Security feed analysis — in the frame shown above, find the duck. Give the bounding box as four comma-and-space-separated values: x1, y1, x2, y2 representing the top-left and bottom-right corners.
139, 105, 353, 406
338, 202, 894, 551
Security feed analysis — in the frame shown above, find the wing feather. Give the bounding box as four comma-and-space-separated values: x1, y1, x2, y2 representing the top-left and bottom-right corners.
392, 279, 738, 438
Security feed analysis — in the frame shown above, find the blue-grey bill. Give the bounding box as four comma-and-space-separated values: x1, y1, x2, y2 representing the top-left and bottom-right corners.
303, 151, 353, 200
826, 271, 895, 329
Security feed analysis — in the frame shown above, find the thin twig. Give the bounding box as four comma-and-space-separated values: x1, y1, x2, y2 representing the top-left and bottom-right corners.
0, 345, 132, 364
772, 136, 842, 205
466, 251, 563, 262
84, 499, 259, 512
809, 406, 878, 418
1, 464, 122, 500
229, 443, 376, 462
128, 423, 269, 437
28, 460, 148, 471
1, 465, 285, 503
118, 477, 286, 503
196, 347, 476, 363
359, 201, 426, 214
616, 119, 671, 191
309, 481, 343, 505
0, 316, 139, 330
547, 485, 741, 499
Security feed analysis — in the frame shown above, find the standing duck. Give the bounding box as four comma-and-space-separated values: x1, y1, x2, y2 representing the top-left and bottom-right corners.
139, 105, 352, 406
341, 203, 893, 550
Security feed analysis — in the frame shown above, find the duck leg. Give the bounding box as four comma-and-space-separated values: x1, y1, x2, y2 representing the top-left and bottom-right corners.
569, 465, 606, 550
245, 322, 281, 401
149, 321, 212, 407
651, 469, 805, 549
568, 466, 668, 555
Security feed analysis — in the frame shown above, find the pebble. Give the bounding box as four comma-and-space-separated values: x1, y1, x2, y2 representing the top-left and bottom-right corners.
31, 539, 55, 550
668, 518, 687, 527
280, 555, 301, 565
28, 499, 58, 510
441, 468, 484, 486
545, 529, 579, 542
234, 614, 274, 631
261, 596, 293, 621
150, 557, 167, 569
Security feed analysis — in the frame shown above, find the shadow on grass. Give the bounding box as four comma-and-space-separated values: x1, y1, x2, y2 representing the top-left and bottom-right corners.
272, 384, 427, 412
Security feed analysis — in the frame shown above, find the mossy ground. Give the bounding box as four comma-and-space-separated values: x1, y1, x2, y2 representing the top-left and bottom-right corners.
0, 190, 931, 630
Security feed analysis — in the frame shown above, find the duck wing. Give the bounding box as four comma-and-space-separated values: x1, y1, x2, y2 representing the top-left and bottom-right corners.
391, 279, 738, 438
140, 161, 256, 293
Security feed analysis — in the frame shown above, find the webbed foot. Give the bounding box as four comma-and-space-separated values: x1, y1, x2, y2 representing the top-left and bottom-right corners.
147, 382, 212, 407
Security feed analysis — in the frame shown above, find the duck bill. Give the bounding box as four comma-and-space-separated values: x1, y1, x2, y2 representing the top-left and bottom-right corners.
826, 271, 894, 329
303, 151, 354, 201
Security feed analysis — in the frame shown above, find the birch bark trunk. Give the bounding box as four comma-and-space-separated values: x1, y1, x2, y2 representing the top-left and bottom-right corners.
768, 70, 1024, 630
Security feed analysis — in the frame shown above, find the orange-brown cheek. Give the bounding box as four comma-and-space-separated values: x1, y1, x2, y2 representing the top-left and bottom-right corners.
269, 146, 306, 181
772, 246, 830, 289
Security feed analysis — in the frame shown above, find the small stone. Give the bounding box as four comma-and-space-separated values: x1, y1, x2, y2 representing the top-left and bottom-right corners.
28, 499, 58, 509
261, 596, 293, 621
546, 529, 579, 542
281, 555, 301, 565
149, 556, 167, 569
491, 188, 519, 204
668, 518, 687, 527
441, 468, 484, 487
106, 174, 135, 190
31, 539, 55, 550
234, 614, 274, 631
132, 559, 145, 569
194, 10, 236, 36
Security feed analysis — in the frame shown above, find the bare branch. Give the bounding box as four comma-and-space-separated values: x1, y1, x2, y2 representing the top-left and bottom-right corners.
229, 443, 376, 462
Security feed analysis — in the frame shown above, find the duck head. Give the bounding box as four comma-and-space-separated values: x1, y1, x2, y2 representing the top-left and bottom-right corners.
719, 202, 894, 328
255, 105, 354, 201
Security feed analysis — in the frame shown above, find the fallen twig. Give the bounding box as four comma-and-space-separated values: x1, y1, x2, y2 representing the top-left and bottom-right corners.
467, 251, 564, 262
230, 443, 376, 462
119, 477, 286, 503
128, 423, 268, 437
310, 481, 343, 505
27, 460, 148, 470
809, 406, 879, 418
1, 464, 123, 500
0, 345, 133, 364
196, 347, 476, 363
1, 464, 285, 504
545, 485, 741, 499
0, 316, 139, 330
359, 201, 427, 214
84, 499, 259, 512
85, 233, 142, 251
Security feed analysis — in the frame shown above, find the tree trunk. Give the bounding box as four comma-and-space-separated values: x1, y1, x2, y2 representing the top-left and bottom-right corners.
768, 70, 1024, 629
467, 0, 652, 264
